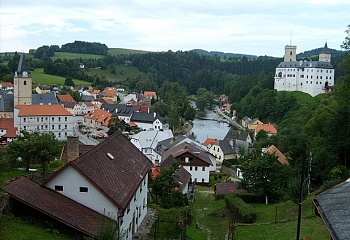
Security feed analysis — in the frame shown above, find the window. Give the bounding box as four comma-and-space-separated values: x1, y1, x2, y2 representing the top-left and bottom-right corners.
52, 117, 54, 121
23, 118, 26, 122
65, 117, 67, 121
58, 125, 61, 129
202, 167, 205, 171
65, 125, 67, 129
52, 125, 55, 130
195, 167, 198, 171
58, 117, 61, 121
202, 178, 205, 183
24, 80, 27, 85
55, 185, 63, 191
80, 187, 88, 192
190, 166, 192, 171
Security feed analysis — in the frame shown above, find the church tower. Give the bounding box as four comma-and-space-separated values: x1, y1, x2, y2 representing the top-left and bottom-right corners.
284, 45, 297, 62
319, 42, 331, 63
14, 54, 32, 105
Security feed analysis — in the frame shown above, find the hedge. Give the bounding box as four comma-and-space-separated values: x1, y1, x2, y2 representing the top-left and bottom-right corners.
224, 194, 257, 223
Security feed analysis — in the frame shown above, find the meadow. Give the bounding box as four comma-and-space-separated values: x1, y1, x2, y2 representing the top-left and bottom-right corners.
30, 68, 91, 86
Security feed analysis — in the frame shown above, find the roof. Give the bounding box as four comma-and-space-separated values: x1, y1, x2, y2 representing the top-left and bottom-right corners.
314, 179, 350, 240
46, 132, 152, 211
130, 130, 174, 149
255, 124, 277, 134
60, 101, 76, 108
130, 112, 165, 124
83, 109, 112, 126
16, 54, 28, 76
0, 90, 14, 112
155, 135, 207, 156
266, 145, 289, 165
32, 94, 58, 105
225, 129, 250, 141
4, 176, 108, 237
57, 94, 75, 102
15, 104, 72, 116
277, 60, 333, 69
215, 182, 242, 195
1, 82, 14, 88
161, 142, 212, 166
143, 91, 157, 98
0, 118, 17, 138
101, 103, 138, 117
203, 138, 219, 147
217, 139, 235, 155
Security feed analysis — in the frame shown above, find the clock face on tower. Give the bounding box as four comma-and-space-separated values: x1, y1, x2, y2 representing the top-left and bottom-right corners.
22, 71, 28, 77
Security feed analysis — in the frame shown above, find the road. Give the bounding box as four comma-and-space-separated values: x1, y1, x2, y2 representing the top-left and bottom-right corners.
73, 116, 99, 145
215, 106, 245, 130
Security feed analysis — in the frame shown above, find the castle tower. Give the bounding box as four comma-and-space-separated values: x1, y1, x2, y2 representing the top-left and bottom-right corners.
14, 54, 32, 105
284, 45, 297, 62
319, 42, 331, 62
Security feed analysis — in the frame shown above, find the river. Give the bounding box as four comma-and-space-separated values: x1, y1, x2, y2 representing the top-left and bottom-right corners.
187, 110, 231, 144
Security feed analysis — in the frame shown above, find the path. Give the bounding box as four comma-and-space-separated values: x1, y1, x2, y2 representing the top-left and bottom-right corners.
133, 208, 157, 239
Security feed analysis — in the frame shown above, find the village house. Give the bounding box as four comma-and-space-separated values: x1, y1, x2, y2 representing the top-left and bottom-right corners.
208, 139, 236, 163
0, 117, 17, 146
14, 104, 74, 141
102, 87, 118, 103
224, 129, 253, 157
4, 132, 153, 239
160, 142, 214, 185
101, 103, 139, 123
83, 109, 112, 129
254, 123, 278, 138
0, 90, 14, 118
130, 112, 167, 131
130, 129, 174, 165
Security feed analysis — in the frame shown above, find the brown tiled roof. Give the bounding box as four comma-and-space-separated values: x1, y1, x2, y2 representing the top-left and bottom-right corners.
1, 82, 14, 88
15, 104, 72, 116
46, 132, 153, 211
57, 94, 75, 102
143, 91, 157, 98
0, 118, 17, 137
4, 176, 108, 237
267, 145, 289, 165
203, 138, 219, 147
214, 182, 242, 195
83, 109, 112, 126
162, 142, 212, 166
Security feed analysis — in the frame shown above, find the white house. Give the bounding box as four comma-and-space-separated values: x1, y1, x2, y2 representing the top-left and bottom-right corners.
274, 43, 335, 97
130, 112, 168, 131
130, 129, 174, 165
14, 104, 74, 141
5, 132, 153, 239
161, 142, 214, 185
101, 103, 139, 123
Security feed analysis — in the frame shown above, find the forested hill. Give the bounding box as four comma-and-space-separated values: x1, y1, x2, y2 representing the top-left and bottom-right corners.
191, 49, 258, 59
297, 47, 346, 58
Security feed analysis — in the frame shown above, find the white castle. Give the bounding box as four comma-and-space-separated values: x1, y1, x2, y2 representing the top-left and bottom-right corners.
274, 43, 334, 97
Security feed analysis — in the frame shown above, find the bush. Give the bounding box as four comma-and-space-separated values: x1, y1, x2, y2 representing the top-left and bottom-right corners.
234, 192, 266, 204
224, 194, 257, 223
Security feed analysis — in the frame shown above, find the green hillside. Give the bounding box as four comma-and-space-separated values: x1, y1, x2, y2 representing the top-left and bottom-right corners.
84, 65, 147, 82
51, 52, 104, 60
107, 48, 151, 55
30, 68, 91, 86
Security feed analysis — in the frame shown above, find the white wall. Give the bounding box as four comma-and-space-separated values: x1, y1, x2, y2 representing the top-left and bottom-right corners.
183, 165, 209, 184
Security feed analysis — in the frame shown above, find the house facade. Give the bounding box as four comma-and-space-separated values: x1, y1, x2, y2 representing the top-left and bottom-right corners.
14, 104, 74, 140
208, 139, 236, 163
274, 43, 335, 97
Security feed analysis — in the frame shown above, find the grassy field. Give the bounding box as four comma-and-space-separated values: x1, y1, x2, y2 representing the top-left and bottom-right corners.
31, 68, 91, 86
51, 52, 104, 60
108, 48, 151, 55
84, 65, 148, 82
191, 186, 330, 240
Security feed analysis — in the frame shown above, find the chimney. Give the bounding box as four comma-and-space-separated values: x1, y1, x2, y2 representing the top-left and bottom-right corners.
66, 136, 79, 162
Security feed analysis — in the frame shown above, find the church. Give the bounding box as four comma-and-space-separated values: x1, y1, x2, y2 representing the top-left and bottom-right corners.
274, 43, 335, 97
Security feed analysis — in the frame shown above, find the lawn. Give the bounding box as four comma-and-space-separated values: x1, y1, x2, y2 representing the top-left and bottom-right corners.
191, 186, 330, 240
31, 68, 91, 86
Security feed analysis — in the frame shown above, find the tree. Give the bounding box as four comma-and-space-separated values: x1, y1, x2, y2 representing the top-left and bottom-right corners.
239, 150, 291, 204
107, 117, 125, 135
64, 77, 75, 87
6, 131, 63, 172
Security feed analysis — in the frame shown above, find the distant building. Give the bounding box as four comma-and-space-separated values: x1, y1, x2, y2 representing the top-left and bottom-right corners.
274, 43, 335, 97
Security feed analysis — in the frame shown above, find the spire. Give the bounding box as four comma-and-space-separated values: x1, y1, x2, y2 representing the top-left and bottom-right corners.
321, 42, 330, 54
16, 53, 28, 76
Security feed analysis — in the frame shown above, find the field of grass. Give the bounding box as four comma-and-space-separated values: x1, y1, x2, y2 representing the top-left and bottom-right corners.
84, 65, 148, 82
191, 187, 330, 240
31, 68, 91, 86
108, 48, 151, 55
51, 52, 104, 60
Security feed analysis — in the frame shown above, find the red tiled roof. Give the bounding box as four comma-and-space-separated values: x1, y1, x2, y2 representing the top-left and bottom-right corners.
83, 109, 112, 126
255, 124, 277, 134
267, 145, 289, 165
143, 91, 157, 98
4, 176, 108, 237
45, 132, 153, 211
1, 82, 14, 88
203, 138, 219, 147
0, 118, 17, 138
151, 167, 160, 179
15, 104, 72, 116
57, 94, 75, 102
128, 121, 138, 127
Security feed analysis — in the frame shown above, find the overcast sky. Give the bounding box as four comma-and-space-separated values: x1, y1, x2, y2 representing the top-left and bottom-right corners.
1, 0, 349, 57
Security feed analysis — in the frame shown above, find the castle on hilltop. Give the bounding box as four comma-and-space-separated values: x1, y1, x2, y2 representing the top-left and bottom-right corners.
274, 43, 334, 97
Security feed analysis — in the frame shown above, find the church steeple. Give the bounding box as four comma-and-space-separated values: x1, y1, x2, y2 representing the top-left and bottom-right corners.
14, 53, 32, 105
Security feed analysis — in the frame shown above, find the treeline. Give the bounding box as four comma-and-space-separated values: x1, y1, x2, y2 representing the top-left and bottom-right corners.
31, 41, 108, 59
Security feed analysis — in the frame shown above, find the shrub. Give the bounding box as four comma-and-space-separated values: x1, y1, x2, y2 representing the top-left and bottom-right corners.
224, 194, 257, 223
234, 192, 266, 204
